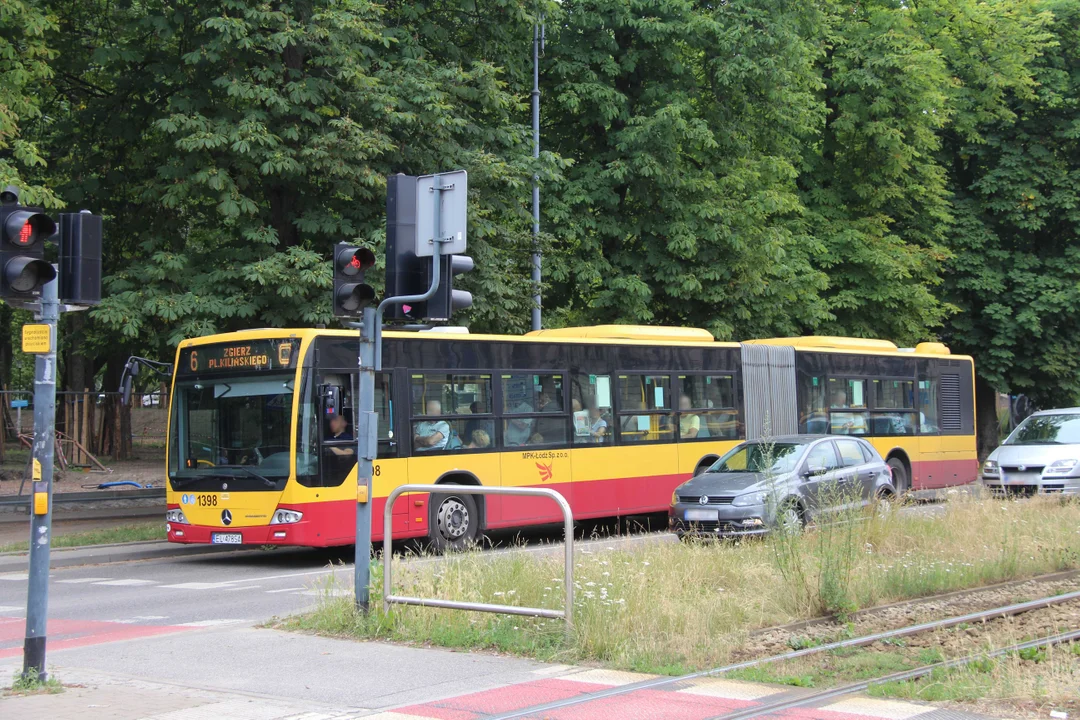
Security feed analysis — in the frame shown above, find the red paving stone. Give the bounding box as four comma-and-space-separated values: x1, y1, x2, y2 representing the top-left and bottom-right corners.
0, 615, 189, 659
397, 678, 613, 719
397, 679, 761, 720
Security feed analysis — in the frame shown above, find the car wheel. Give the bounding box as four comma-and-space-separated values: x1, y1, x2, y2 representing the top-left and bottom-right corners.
429, 489, 479, 553
777, 502, 804, 535
875, 489, 895, 517
887, 458, 909, 495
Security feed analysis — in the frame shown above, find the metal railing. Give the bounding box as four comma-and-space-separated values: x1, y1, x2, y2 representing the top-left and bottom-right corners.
383, 484, 574, 629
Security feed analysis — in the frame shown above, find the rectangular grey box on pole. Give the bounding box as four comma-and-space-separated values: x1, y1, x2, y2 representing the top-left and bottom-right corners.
414, 170, 467, 257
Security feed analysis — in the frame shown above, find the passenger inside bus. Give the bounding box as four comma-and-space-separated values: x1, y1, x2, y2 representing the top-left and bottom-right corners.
588, 404, 608, 443
830, 388, 868, 434
504, 403, 536, 446
679, 394, 700, 439
414, 400, 450, 451
466, 429, 491, 449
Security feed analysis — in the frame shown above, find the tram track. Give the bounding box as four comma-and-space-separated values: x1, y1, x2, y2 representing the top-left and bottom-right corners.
490, 587, 1080, 719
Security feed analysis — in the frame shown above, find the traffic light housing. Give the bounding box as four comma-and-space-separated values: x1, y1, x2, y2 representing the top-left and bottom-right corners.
333, 243, 376, 317
58, 211, 103, 305
385, 174, 427, 321
425, 254, 474, 322
1, 187, 57, 299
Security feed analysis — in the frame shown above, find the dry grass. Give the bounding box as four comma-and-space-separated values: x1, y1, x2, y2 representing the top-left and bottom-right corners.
282, 495, 1080, 674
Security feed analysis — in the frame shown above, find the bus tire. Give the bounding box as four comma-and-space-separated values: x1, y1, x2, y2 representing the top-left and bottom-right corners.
887, 457, 909, 495
429, 490, 479, 552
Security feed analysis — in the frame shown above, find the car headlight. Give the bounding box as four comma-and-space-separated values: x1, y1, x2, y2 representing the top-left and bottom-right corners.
733, 491, 768, 507
982, 460, 999, 475
1044, 459, 1078, 475
166, 508, 189, 525
271, 509, 304, 524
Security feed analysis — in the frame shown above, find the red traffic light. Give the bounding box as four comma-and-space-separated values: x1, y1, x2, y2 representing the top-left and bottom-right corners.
3, 210, 56, 248
337, 246, 375, 277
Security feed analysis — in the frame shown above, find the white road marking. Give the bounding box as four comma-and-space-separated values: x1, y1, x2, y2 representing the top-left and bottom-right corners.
0, 605, 24, 613
133, 615, 169, 621
94, 578, 157, 586
161, 582, 236, 590
265, 586, 306, 594
57, 577, 112, 584
176, 618, 248, 627
224, 585, 261, 592
0, 573, 29, 581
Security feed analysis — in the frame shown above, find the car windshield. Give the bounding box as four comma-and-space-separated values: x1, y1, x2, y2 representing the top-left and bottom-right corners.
709, 442, 804, 475
1005, 414, 1080, 445
170, 375, 294, 478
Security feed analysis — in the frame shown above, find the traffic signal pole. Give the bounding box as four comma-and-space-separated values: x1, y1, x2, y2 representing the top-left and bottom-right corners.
355, 184, 452, 612
22, 273, 59, 681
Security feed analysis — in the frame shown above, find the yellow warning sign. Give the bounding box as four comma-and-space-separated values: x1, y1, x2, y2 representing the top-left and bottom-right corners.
22, 324, 52, 353
33, 458, 42, 480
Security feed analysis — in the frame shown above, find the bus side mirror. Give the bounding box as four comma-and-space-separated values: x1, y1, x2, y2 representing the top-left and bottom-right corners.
120, 360, 140, 407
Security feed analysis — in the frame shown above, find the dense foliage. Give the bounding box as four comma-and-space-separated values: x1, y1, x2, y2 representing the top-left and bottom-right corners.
2, 0, 1079, 432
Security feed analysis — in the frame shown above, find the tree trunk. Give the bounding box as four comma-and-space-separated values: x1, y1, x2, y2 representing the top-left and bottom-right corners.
975, 374, 1001, 462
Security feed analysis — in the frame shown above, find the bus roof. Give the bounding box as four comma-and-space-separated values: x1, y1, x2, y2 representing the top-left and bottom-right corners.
174, 327, 962, 358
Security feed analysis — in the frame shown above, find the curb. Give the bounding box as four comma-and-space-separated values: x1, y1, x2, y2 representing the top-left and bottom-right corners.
0, 540, 250, 571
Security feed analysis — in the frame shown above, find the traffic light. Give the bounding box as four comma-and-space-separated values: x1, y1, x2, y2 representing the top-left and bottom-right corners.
333, 243, 376, 317
425, 254, 474, 322
58, 211, 103, 305
385, 174, 428, 320
0, 186, 57, 299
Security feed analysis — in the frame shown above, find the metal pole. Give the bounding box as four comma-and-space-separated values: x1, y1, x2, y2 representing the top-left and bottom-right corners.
354, 303, 377, 611
22, 273, 59, 682
359, 181, 447, 610
530, 20, 543, 332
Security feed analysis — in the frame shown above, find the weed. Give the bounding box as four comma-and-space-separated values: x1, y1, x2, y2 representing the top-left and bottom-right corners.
7, 672, 63, 696
0, 522, 163, 553
1016, 646, 1048, 663
788, 635, 820, 651
881, 637, 907, 648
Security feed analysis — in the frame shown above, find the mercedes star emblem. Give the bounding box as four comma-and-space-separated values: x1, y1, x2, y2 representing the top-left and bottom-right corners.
221, 509, 233, 526
699, 496, 709, 505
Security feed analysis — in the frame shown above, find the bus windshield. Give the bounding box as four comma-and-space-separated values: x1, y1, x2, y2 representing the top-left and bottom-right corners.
170, 375, 294, 480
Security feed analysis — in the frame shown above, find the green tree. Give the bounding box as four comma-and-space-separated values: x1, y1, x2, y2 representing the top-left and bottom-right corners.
541, 0, 831, 339
940, 0, 1079, 450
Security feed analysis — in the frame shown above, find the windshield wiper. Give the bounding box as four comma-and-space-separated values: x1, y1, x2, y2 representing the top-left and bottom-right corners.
218, 465, 278, 488
170, 476, 201, 488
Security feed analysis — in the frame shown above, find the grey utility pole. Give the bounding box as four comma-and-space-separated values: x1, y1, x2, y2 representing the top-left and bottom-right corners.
22, 273, 58, 681
531, 19, 544, 332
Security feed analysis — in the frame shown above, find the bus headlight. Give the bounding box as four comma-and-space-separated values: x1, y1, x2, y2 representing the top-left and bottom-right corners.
271, 509, 304, 524
166, 509, 189, 525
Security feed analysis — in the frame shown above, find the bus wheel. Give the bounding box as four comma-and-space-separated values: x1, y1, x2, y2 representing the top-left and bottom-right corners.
430, 491, 479, 552
887, 458, 909, 495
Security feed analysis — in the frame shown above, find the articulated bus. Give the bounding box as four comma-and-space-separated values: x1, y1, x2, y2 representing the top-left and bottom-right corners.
163, 326, 976, 548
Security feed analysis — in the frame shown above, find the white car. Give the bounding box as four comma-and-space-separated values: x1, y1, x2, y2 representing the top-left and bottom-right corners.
982, 407, 1080, 496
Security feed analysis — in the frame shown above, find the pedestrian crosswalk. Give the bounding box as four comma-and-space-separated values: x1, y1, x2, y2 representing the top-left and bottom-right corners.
0, 569, 346, 598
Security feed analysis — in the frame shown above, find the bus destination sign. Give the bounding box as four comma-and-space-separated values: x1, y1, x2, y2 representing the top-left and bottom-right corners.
178, 339, 300, 376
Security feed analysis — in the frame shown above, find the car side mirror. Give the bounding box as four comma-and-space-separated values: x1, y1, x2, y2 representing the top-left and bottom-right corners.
804, 463, 826, 478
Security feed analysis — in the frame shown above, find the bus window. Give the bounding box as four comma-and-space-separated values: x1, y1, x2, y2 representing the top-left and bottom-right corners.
617, 374, 674, 443
570, 374, 612, 445
320, 374, 355, 487
829, 378, 869, 435
296, 372, 319, 485
410, 374, 494, 452
798, 373, 828, 434
918, 380, 940, 433
679, 375, 739, 440
501, 373, 567, 447
870, 379, 916, 435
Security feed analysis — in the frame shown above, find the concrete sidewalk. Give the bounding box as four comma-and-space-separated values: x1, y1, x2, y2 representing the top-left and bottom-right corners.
0, 624, 996, 720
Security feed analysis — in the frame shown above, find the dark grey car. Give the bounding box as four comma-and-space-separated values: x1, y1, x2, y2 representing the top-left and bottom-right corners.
669, 435, 896, 538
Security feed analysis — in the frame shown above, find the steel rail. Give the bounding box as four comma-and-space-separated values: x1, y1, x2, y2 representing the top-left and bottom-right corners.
711, 628, 1080, 720
0, 488, 164, 508
490, 588, 1080, 719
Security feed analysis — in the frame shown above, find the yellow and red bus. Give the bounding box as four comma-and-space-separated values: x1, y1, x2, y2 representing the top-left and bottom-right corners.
162, 326, 976, 548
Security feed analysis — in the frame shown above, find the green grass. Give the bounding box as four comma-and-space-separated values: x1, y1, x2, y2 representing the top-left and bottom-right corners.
281, 496, 1080, 675
5, 672, 64, 697
0, 521, 163, 553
